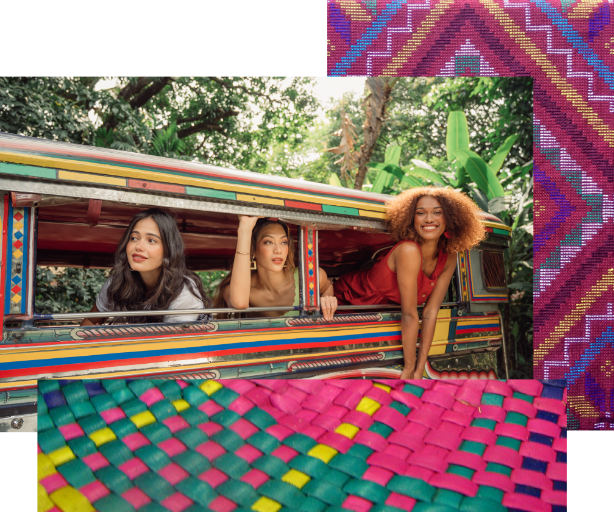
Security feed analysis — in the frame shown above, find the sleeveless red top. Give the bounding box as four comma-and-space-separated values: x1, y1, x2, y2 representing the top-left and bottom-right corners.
333, 240, 448, 306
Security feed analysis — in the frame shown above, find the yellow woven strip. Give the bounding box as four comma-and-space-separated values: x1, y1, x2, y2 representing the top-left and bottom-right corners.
131, 410, 156, 429
48, 446, 75, 467
172, 399, 190, 412
89, 427, 117, 447
282, 469, 311, 489
373, 383, 391, 393
38, 453, 57, 480
535, 268, 614, 363
38, 483, 55, 512
49, 486, 95, 512
355, 396, 381, 416
335, 422, 360, 439
251, 496, 282, 512
200, 380, 223, 396
381, 0, 456, 75
478, 0, 614, 147
307, 444, 338, 463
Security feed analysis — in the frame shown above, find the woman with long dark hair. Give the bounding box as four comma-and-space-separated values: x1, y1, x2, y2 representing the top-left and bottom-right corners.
81, 208, 210, 326
213, 216, 337, 320
334, 187, 486, 379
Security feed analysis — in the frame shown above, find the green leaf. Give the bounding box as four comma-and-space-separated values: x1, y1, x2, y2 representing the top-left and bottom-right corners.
371, 169, 389, 194
401, 174, 423, 188
453, 149, 504, 199
489, 134, 518, 175
406, 160, 445, 185
329, 173, 343, 187
368, 162, 405, 181
384, 144, 401, 166
446, 111, 469, 162
470, 189, 489, 212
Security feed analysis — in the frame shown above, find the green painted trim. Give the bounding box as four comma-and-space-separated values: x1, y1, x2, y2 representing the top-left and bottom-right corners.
0, 162, 56, 180
322, 204, 359, 216
492, 228, 510, 236
185, 186, 236, 201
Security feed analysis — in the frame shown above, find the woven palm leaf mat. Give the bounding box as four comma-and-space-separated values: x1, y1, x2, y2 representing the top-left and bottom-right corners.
38, 379, 567, 512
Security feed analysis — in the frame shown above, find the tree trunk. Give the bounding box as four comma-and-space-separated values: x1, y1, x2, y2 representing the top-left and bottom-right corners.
353, 77, 398, 190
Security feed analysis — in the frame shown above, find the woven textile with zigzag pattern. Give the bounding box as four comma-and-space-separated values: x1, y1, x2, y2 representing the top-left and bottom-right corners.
38, 379, 566, 512
327, 0, 614, 431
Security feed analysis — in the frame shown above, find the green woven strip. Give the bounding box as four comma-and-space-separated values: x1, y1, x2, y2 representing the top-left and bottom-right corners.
387, 475, 436, 502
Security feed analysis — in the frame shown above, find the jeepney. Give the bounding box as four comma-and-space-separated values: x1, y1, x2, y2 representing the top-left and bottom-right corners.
0, 132, 511, 431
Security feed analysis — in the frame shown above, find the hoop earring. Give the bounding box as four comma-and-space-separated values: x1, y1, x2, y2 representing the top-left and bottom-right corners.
250, 257, 257, 271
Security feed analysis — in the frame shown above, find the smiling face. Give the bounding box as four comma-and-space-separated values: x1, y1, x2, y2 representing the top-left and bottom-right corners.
126, 217, 165, 274
254, 223, 289, 272
414, 195, 446, 241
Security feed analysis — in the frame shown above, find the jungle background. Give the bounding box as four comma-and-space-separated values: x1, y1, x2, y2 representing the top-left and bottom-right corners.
1, 76, 532, 377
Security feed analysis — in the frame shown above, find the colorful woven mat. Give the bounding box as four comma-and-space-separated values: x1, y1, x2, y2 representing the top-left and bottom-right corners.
38, 379, 567, 512
327, 0, 614, 430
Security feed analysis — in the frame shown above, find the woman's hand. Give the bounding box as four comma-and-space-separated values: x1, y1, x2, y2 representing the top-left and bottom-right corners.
238, 215, 262, 233
320, 295, 338, 322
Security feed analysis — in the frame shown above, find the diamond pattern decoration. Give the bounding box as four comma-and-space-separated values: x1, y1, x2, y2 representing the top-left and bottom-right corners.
7, 205, 27, 315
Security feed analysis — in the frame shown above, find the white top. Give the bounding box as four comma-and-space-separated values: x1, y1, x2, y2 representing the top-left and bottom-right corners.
96, 277, 209, 323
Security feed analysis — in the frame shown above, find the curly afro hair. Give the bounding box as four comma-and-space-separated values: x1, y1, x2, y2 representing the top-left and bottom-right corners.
385, 187, 486, 254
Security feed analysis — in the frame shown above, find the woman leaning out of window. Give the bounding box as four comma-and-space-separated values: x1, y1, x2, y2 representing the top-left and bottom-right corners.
213, 216, 337, 320
81, 208, 210, 326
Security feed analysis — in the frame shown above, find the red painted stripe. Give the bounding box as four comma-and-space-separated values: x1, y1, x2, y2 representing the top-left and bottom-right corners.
484, 227, 493, 232
285, 200, 323, 211
127, 179, 186, 194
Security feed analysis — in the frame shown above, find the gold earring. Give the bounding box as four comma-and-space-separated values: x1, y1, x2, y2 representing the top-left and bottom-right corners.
251, 257, 257, 270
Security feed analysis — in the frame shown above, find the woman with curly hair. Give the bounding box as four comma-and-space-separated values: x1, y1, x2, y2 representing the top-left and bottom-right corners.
334, 187, 486, 379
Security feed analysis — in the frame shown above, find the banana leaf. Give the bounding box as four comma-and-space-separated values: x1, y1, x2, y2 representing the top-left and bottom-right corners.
329, 173, 343, 187
489, 134, 518, 175
446, 111, 469, 162
454, 149, 504, 199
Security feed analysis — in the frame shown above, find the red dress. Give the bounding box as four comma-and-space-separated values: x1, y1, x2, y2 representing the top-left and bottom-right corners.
333, 240, 448, 306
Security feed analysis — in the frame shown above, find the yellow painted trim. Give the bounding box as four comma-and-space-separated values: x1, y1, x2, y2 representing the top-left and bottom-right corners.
482, 221, 511, 232
236, 194, 285, 207
57, 170, 125, 187
359, 209, 386, 219
0, 151, 387, 213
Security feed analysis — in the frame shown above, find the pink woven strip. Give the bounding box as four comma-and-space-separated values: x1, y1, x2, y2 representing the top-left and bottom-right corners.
199, 468, 228, 488
140, 387, 165, 406
472, 471, 515, 492
158, 463, 190, 486
123, 432, 150, 451
388, 431, 424, 452
82, 452, 109, 472
343, 495, 373, 512
362, 465, 394, 486
121, 487, 151, 508
519, 441, 557, 462
229, 418, 259, 439
408, 450, 448, 473
546, 462, 567, 481
430, 472, 478, 496
542, 490, 567, 506
461, 426, 497, 445
228, 396, 255, 415
240, 468, 269, 488
196, 441, 225, 461
161, 491, 193, 512
475, 405, 507, 423
552, 437, 567, 453
367, 452, 408, 475
503, 492, 548, 512
208, 495, 237, 512
445, 450, 487, 472
534, 397, 567, 416
119, 458, 149, 480
99, 407, 126, 424
354, 430, 388, 452
451, 386, 482, 406
80, 481, 110, 502
441, 409, 473, 427
40, 473, 68, 494
483, 445, 522, 469
200, 421, 223, 437
504, 397, 537, 417
319, 432, 353, 453
509, 380, 543, 397
527, 418, 561, 438
158, 438, 187, 458
235, 444, 262, 464
163, 415, 190, 433
58, 423, 85, 441
485, 380, 513, 396
385, 491, 416, 511
494, 422, 529, 441
270, 445, 297, 463
373, 406, 407, 431
390, 389, 423, 410
512, 468, 553, 490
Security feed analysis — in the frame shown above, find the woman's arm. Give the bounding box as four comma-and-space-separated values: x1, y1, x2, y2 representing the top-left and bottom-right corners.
224, 216, 260, 309
394, 243, 422, 379
80, 304, 107, 327
318, 267, 337, 322
414, 253, 457, 377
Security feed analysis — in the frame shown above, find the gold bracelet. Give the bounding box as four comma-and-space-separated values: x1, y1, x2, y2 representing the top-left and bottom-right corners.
235, 250, 251, 255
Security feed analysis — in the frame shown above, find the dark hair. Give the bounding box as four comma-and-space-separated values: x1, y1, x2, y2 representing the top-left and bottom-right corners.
105, 208, 210, 323
212, 218, 296, 310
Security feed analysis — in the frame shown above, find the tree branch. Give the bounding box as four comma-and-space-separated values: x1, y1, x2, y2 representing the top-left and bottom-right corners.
118, 77, 152, 102
129, 77, 174, 109
208, 77, 277, 104
177, 110, 240, 138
